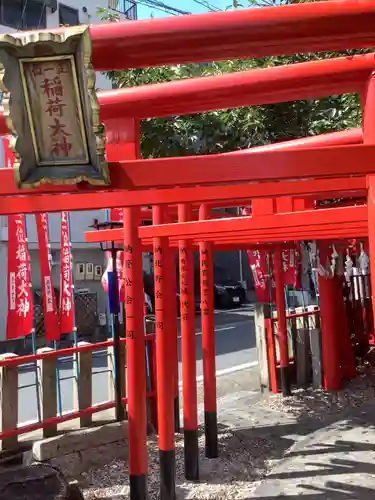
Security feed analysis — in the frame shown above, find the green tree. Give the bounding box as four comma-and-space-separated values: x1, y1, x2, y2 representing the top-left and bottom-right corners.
100, 1, 363, 158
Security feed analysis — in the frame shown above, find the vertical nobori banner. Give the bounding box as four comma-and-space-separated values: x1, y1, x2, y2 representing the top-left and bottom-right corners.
242, 207, 300, 301
59, 211, 75, 334
35, 213, 60, 341
3, 136, 34, 339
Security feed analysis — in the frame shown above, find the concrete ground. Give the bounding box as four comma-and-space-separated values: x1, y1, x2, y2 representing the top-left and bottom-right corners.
252, 415, 375, 498
210, 380, 375, 499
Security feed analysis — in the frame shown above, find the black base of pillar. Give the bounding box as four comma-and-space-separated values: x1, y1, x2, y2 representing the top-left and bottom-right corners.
174, 396, 181, 433
204, 411, 218, 458
160, 449, 176, 500
184, 429, 199, 481
129, 474, 148, 500
280, 366, 291, 397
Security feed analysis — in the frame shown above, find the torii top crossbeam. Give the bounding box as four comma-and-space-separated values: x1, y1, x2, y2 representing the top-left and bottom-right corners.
86, 1, 375, 70
10, 1, 375, 72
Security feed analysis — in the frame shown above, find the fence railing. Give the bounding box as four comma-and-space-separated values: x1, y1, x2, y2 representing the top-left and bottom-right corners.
256, 305, 321, 393
345, 273, 374, 350
0, 329, 156, 451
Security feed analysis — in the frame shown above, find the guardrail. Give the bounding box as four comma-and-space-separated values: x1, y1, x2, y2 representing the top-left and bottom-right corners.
0, 330, 156, 451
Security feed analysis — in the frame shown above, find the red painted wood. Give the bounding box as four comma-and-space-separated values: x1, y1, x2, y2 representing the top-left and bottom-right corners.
198, 204, 217, 418
0, 176, 366, 216
273, 248, 289, 369
178, 204, 198, 432
123, 207, 148, 477
152, 206, 175, 452
138, 205, 367, 239
97, 55, 375, 120
265, 318, 278, 394
88, 1, 375, 70
100, 145, 375, 189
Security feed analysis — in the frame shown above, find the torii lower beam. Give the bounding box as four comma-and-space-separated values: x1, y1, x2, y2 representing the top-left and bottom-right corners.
0, 52, 372, 134
98, 54, 375, 120
124, 205, 368, 239
0, 176, 366, 216
105, 145, 375, 189
85, 206, 367, 245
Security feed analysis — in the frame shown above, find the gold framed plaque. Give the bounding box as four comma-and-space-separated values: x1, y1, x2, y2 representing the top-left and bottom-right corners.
0, 26, 109, 188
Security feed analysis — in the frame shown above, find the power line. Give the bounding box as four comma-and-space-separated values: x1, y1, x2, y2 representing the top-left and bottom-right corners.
190, 0, 222, 12
17, 0, 29, 30
137, 0, 191, 15
37, 0, 48, 29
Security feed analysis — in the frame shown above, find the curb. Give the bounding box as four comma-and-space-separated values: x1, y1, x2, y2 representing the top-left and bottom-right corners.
179, 361, 259, 387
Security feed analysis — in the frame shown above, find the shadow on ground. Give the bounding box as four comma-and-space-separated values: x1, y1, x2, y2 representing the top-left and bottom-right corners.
176, 392, 375, 499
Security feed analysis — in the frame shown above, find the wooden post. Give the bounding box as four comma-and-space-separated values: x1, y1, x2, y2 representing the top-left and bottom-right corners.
288, 308, 297, 366
199, 203, 218, 459
164, 211, 180, 434
37, 347, 57, 438
73, 342, 93, 428
153, 205, 176, 500
123, 206, 148, 499
0, 353, 18, 450
178, 203, 199, 481
363, 74, 375, 355
108, 343, 126, 419
308, 305, 323, 389
254, 303, 270, 391
318, 276, 342, 391
273, 248, 291, 396
295, 307, 311, 387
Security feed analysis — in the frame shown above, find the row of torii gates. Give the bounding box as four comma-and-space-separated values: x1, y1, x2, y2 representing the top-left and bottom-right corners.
2, 1, 375, 499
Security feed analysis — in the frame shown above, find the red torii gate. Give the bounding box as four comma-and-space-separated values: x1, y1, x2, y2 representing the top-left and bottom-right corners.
1, 2, 375, 499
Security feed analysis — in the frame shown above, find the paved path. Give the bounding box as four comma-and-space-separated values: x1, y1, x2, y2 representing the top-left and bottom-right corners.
18, 305, 257, 424
252, 415, 375, 498
205, 390, 375, 499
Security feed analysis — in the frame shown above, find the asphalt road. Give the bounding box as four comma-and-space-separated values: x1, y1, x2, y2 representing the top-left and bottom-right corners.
18, 305, 257, 424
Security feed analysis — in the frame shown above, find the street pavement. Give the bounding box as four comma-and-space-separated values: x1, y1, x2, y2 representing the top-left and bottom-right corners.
18, 304, 257, 424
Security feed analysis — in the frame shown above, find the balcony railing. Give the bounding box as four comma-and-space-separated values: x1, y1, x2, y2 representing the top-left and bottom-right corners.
108, 0, 137, 20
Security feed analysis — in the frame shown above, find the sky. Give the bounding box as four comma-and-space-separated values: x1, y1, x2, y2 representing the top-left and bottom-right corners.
137, 0, 234, 19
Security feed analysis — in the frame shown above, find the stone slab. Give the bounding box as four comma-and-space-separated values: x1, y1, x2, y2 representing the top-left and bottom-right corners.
32, 420, 128, 462
251, 414, 375, 498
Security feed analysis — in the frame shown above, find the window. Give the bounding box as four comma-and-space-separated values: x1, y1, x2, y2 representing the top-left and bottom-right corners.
59, 4, 79, 26
109, 1, 137, 20
0, 0, 46, 30
24, 1, 47, 29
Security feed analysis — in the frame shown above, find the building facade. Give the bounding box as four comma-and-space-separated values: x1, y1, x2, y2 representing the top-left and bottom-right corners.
0, 0, 139, 339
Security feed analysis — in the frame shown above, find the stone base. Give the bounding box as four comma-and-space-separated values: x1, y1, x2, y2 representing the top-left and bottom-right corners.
32, 420, 128, 462
0, 463, 84, 500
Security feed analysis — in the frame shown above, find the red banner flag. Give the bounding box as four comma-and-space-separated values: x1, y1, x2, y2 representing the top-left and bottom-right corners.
241, 207, 300, 300
247, 249, 275, 303
59, 212, 75, 334
4, 137, 34, 339
281, 248, 301, 288
109, 208, 123, 223
35, 213, 60, 342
